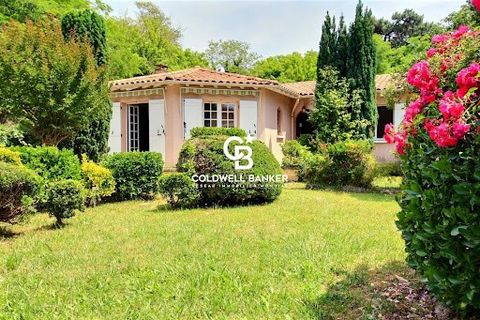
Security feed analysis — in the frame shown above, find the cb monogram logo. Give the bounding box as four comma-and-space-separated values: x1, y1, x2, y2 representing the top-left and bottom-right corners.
223, 136, 254, 170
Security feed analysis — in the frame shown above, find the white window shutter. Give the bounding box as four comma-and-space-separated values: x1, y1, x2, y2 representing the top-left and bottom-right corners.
148, 99, 165, 158
183, 98, 203, 139
394, 103, 405, 127
108, 102, 122, 153
239, 100, 258, 137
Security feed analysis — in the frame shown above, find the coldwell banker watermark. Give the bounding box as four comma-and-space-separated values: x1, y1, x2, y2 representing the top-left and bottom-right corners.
192, 136, 288, 189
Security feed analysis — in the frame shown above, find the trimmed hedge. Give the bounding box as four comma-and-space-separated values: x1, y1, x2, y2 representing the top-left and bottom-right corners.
0, 161, 40, 223
303, 140, 376, 189
158, 173, 199, 209
177, 135, 283, 207
12, 146, 81, 181
190, 127, 247, 138
103, 152, 164, 200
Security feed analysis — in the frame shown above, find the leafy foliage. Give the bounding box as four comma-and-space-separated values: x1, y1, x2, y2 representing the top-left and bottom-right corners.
281, 140, 311, 169
105, 2, 208, 79
177, 136, 283, 207
13, 146, 81, 181
60, 9, 111, 161
316, 1, 377, 139
102, 152, 164, 200
387, 24, 480, 314
310, 68, 368, 143
205, 40, 260, 73
0, 124, 26, 147
0, 18, 108, 146
190, 127, 247, 138
346, 2, 377, 139
251, 51, 317, 83
0, 147, 22, 165
80, 155, 115, 206
374, 9, 444, 47
444, 4, 480, 30
44, 179, 85, 226
158, 173, 200, 209
303, 140, 376, 189
0, 161, 40, 223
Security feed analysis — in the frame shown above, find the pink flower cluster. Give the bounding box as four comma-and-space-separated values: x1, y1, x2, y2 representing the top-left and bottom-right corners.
384, 25, 479, 154
473, 0, 480, 14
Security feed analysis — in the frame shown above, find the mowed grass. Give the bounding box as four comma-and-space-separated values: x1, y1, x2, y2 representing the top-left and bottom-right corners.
0, 183, 405, 319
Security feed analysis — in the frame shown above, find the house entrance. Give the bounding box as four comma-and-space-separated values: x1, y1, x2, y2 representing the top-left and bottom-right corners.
128, 103, 149, 151
295, 110, 313, 138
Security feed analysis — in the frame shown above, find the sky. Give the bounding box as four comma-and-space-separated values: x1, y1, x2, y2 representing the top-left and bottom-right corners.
103, 0, 464, 57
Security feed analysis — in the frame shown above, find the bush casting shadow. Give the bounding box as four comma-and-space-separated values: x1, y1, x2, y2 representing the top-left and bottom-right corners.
305, 261, 460, 320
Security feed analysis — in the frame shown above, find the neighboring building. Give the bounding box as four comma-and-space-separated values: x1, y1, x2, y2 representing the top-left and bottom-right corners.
109, 67, 404, 168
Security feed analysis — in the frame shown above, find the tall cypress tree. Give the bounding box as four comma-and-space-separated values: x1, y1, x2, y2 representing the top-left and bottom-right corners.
346, 1, 377, 139
317, 12, 337, 73
60, 10, 111, 162
335, 15, 348, 78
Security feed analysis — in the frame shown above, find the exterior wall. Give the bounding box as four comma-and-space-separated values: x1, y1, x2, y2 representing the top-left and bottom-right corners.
259, 89, 298, 161
373, 143, 397, 163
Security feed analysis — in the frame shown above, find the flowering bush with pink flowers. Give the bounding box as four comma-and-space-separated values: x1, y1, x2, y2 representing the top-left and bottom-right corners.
386, 21, 480, 315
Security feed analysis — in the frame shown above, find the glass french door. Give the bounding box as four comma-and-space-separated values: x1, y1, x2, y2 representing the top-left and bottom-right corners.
128, 105, 139, 151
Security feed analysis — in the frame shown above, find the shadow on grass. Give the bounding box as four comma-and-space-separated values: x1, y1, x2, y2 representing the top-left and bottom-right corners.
304, 261, 457, 320
0, 226, 20, 240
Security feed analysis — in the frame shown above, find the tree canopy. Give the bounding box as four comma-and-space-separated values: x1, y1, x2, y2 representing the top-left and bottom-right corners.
250, 51, 317, 83
205, 39, 260, 74
0, 19, 107, 146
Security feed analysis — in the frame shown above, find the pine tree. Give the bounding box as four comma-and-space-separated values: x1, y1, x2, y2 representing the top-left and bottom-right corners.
346, 1, 377, 139
317, 12, 337, 73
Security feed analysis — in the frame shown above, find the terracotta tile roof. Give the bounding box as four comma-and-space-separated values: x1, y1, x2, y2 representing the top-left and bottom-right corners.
280, 81, 316, 97
280, 75, 397, 97
375, 74, 394, 91
110, 67, 278, 92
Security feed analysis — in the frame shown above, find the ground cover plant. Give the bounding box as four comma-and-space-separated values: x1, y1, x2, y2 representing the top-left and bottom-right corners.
0, 184, 406, 319
386, 17, 480, 314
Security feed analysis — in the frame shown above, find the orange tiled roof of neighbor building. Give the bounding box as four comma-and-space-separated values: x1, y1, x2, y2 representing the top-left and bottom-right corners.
109, 67, 279, 92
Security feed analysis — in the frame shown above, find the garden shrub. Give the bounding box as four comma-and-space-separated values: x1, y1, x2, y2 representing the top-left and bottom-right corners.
158, 173, 199, 209
102, 152, 164, 200
190, 127, 247, 138
0, 162, 40, 223
0, 123, 25, 147
281, 140, 312, 169
385, 23, 480, 314
80, 155, 115, 206
375, 161, 402, 177
177, 135, 283, 207
0, 146, 21, 165
304, 140, 376, 189
44, 179, 85, 226
12, 146, 81, 181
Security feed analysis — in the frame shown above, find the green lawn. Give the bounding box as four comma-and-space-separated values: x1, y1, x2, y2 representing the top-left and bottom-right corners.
0, 183, 406, 319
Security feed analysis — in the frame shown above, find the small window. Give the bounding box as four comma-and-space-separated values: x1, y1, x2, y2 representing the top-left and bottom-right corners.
203, 102, 235, 128
376, 106, 394, 140
221, 103, 235, 128
203, 103, 218, 127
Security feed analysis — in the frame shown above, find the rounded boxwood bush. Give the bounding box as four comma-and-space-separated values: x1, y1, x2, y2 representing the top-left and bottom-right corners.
44, 179, 85, 226
385, 25, 480, 314
158, 173, 199, 209
102, 152, 164, 200
0, 161, 40, 223
303, 140, 376, 189
177, 135, 283, 207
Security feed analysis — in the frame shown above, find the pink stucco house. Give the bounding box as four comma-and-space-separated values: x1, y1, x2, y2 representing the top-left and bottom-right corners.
108, 67, 405, 168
